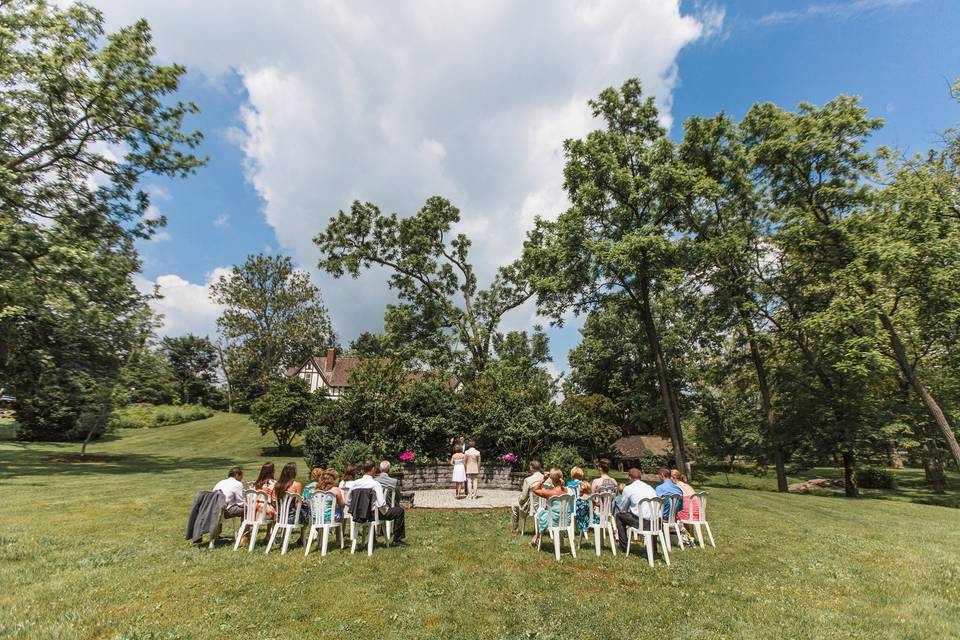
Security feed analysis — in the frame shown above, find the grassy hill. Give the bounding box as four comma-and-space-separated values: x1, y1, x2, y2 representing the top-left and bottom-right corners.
2, 413, 959, 639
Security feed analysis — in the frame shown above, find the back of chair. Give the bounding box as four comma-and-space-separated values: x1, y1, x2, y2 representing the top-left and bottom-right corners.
636, 498, 664, 533
663, 494, 683, 525
689, 491, 707, 521
276, 493, 303, 526
546, 494, 575, 529
382, 485, 396, 508
243, 489, 270, 523
525, 488, 541, 517
308, 490, 338, 526
346, 487, 377, 524
590, 492, 615, 523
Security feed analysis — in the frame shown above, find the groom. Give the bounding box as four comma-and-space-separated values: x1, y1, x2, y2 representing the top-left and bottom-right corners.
464, 440, 481, 499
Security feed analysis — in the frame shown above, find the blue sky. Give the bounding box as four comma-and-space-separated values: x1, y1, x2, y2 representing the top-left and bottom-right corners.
113, 0, 959, 376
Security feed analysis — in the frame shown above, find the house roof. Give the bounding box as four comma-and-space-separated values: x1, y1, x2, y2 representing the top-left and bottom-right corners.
611, 435, 672, 459
286, 355, 460, 390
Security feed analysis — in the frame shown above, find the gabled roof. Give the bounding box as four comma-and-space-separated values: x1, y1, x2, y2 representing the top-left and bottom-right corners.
285, 355, 361, 388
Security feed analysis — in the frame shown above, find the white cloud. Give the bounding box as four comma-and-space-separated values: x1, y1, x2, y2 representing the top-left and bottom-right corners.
213, 211, 230, 229
86, 0, 719, 343
150, 230, 172, 242
756, 0, 914, 27
136, 267, 229, 338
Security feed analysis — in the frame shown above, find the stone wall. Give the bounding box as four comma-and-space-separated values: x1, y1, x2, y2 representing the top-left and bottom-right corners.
394, 464, 524, 491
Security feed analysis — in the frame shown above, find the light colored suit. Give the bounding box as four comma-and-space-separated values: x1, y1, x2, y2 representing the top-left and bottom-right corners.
464, 447, 481, 498
511, 470, 544, 532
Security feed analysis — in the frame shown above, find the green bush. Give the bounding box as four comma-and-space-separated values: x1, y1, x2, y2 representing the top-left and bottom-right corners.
110, 404, 214, 429
638, 452, 668, 474
329, 440, 375, 472
542, 444, 585, 474
857, 466, 897, 489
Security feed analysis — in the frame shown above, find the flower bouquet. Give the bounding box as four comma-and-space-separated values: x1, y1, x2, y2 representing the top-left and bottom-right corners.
501, 453, 517, 463
399, 451, 415, 463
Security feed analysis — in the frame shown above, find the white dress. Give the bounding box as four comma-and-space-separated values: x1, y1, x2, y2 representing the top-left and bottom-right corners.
452, 458, 466, 483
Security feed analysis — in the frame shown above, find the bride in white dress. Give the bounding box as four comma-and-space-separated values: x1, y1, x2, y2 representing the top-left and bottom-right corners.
450, 445, 467, 498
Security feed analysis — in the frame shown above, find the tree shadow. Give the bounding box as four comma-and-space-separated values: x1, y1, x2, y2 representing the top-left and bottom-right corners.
0, 449, 235, 481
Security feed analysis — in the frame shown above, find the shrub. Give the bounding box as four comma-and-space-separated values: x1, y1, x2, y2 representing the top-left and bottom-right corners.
542, 444, 585, 474
857, 466, 897, 489
638, 452, 668, 475
329, 440, 375, 472
109, 404, 214, 429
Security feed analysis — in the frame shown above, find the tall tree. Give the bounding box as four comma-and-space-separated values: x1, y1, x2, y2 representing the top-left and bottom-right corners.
522, 79, 691, 471
315, 196, 532, 376
160, 334, 218, 405
209, 254, 334, 409
0, 0, 203, 445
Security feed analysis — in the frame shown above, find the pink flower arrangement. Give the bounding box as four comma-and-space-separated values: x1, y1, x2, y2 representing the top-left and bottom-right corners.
502, 453, 517, 463
399, 451, 415, 463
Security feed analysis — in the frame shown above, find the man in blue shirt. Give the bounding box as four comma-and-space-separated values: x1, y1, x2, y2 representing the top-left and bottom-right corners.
655, 467, 684, 519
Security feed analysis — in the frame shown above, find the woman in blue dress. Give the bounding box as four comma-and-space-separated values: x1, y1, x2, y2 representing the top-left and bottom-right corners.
529, 469, 570, 548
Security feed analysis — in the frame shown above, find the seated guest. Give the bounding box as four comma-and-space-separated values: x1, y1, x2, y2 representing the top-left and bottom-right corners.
212, 466, 245, 519
351, 459, 407, 546
511, 460, 544, 533
574, 481, 596, 533
529, 469, 569, 548
591, 458, 618, 494
275, 462, 308, 524
313, 469, 345, 522
302, 467, 323, 500
376, 460, 399, 505
339, 465, 357, 491
614, 468, 656, 553
672, 469, 700, 521
655, 467, 684, 519
567, 467, 584, 497
252, 462, 277, 520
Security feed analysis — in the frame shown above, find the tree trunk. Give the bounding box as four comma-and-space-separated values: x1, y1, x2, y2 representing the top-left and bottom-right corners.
79, 425, 96, 458
842, 449, 859, 498
739, 307, 788, 492
638, 277, 687, 473
216, 342, 235, 413
877, 311, 960, 471
923, 437, 946, 494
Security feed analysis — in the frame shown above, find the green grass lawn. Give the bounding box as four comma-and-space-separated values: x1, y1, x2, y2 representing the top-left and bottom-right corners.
2, 414, 960, 639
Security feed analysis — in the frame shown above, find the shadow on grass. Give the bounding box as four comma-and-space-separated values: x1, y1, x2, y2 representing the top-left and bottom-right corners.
0, 449, 234, 480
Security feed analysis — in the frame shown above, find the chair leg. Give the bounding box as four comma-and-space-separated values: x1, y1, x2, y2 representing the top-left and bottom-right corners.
694, 523, 705, 548
553, 529, 561, 561
249, 522, 260, 552
304, 527, 317, 557
338, 525, 345, 549
705, 522, 716, 547
321, 527, 330, 556
594, 526, 601, 557
233, 522, 247, 551
265, 525, 279, 554
280, 527, 292, 555
568, 527, 577, 559
625, 534, 632, 557
607, 523, 617, 556
367, 524, 375, 556
350, 525, 358, 554
660, 532, 671, 566
645, 534, 654, 568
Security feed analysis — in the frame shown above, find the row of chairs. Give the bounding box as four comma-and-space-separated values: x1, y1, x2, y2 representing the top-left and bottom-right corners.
527, 491, 715, 566
227, 488, 396, 557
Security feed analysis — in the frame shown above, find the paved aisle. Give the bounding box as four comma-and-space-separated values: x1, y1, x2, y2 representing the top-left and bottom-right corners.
413, 489, 519, 508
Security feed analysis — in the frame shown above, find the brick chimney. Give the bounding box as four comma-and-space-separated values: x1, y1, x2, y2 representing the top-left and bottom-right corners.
325, 347, 336, 372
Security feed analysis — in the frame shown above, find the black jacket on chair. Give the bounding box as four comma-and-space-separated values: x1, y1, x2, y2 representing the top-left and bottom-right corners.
348, 488, 376, 523
186, 490, 225, 543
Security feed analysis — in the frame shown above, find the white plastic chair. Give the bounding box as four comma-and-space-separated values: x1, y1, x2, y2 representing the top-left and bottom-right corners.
348, 491, 392, 556
679, 492, 715, 548
625, 497, 670, 567
537, 494, 577, 561
382, 485, 396, 542
586, 492, 618, 557
233, 489, 273, 552
661, 494, 685, 552
304, 491, 344, 557
519, 490, 544, 536
265, 493, 306, 555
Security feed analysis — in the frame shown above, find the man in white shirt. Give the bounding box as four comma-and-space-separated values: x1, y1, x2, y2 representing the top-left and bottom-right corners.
352, 459, 407, 546
615, 468, 656, 553
212, 466, 245, 518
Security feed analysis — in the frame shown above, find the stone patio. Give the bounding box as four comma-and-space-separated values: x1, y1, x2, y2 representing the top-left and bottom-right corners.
412, 488, 520, 509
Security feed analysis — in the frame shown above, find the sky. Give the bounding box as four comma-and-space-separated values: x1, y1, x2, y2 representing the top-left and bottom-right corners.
79, 0, 960, 377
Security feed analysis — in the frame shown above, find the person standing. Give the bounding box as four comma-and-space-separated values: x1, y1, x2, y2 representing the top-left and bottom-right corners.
450, 445, 467, 498
464, 440, 482, 499
511, 461, 544, 533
